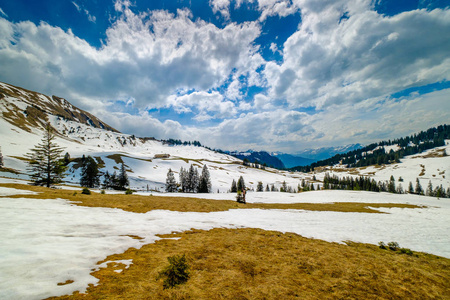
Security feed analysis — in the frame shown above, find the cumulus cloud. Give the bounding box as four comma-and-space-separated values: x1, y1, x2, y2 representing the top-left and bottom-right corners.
265, 1, 450, 109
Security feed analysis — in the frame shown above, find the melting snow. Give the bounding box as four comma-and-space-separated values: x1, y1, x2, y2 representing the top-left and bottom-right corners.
0, 186, 449, 299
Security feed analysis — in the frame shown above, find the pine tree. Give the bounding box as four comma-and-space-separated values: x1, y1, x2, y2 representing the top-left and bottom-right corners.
265, 184, 270, 192
281, 181, 287, 192
408, 181, 414, 194
63, 152, 71, 165
102, 171, 111, 189
415, 178, 423, 195
165, 168, 178, 192
237, 176, 245, 193
117, 163, 129, 190
179, 167, 188, 192
426, 181, 434, 196
0, 146, 3, 168
187, 165, 199, 193
230, 179, 237, 193
26, 124, 66, 187
388, 175, 396, 193
80, 156, 100, 188
198, 165, 212, 193
257, 181, 263, 192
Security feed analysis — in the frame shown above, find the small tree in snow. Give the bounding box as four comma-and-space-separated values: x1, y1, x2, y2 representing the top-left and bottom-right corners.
26, 124, 66, 187
237, 176, 245, 193
0, 146, 3, 168
198, 165, 211, 193
80, 156, 100, 188
257, 181, 264, 192
165, 168, 178, 192
415, 178, 423, 195
117, 163, 129, 190
230, 179, 237, 193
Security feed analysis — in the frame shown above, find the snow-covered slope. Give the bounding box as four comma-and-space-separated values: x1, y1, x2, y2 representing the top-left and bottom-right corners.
0, 83, 308, 192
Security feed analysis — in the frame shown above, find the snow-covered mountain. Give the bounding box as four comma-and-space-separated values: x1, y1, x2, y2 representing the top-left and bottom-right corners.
295, 144, 363, 161
0, 82, 307, 192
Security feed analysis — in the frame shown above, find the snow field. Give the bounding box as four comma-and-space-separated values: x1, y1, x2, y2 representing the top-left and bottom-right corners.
0, 186, 449, 299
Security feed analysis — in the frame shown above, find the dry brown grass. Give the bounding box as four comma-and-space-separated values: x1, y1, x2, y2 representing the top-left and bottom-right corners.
0, 183, 422, 214
48, 228, 450, 300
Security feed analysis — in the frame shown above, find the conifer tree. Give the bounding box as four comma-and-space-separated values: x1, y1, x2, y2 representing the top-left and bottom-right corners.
198, 165, 211, 193
26, 124, 66, 187
64, 152, 71, 165
117, 163, 129, 190
179, 167, 187, 192
165, 168, 178, 192
426, 181, 434, 196
102, 171, 111, 189
265, 184, 270, 192
281, 181, 287, 192
80, 156, 100, 188
0, 146, 3, 168
257, 181, 263, 192
237, 176, 245, 193
230, 179, 237, 193
388, 175, 396, 193
408, 181, 414, 194
415, 178, 423, 195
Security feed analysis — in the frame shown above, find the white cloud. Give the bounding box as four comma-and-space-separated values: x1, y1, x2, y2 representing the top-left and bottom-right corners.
265, 2, 450, 109
209, 0, 231, 19
72, 1, 96, 23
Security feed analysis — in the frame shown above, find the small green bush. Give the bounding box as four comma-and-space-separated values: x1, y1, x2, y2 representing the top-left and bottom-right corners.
100, 190, 105, 194
157, 254, 190, 289
400, 248, 413, 256
378, 241, 387, 249
81, 187, 91, 195
125, 189, 133, 195
387, 241, 400, 251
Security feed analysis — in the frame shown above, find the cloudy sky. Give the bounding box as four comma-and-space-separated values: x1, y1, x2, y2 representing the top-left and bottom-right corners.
0, 0, 449, 153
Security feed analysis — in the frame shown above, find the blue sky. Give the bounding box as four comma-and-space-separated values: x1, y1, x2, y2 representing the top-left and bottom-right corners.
0, 0, 449, 153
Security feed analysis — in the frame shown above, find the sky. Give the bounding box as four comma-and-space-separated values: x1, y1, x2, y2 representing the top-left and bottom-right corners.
0, 0, 449, 153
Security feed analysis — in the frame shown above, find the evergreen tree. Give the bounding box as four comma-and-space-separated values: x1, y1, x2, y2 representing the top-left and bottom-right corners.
26, 124, 66, 187
102, 171, 111, 189
415, 178, 423, 195
179, 167, 188, 192
0, 146, 3, 168
281, 181, 287, 192
426, 181, 434, 196
198, 165, 212, 193
230, 179, 237, 193
257, 181, 264, 192
408, 181, 414, 194
165, 168, 178, 192
265, 184, 270, 192
388, 175, 396, 193
64, 152, 71, 165
117, 163, 129, 190
187, 164, 199, 193
237, 176, 245, 193
80, 156, 100, 188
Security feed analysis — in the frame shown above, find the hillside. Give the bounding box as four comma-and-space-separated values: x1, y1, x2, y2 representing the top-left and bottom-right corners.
0, 82, 306, 192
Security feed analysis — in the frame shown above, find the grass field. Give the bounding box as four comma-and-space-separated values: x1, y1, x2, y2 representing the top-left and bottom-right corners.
48, 228, 450, 299
2, 183, 448, 299
0, 183, 422, 214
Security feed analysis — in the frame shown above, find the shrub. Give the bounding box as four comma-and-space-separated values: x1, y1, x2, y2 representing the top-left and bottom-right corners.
378, 241, 387, 249
125, 189, 133, 195
387, 241, 400, 251
81, 187, 91, 195
400, 248, 413, 256
157, 254, 190, 289
100, 190, 105, 194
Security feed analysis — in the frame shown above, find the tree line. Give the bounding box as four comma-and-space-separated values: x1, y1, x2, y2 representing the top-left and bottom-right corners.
323, 173, 449, 198
165, 164, 211, 193
293, 124, 449, 172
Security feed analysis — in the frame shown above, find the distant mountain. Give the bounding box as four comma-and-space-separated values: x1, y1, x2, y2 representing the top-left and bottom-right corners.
227, 150, 285, 169
294, 144, 363, 161
273, 153, 315, 168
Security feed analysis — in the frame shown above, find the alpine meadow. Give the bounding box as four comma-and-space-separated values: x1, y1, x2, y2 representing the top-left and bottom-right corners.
0, 0, 449, 299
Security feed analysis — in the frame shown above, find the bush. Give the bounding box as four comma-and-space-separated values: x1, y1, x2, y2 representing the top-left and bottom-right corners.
100, 189, 105, 194
125, 189, 133, 195
378, 241, 387, 249
157, 254, 190, 289
81, 187, 91, 195
400, 248, 413, 256
387, 241, 400, 251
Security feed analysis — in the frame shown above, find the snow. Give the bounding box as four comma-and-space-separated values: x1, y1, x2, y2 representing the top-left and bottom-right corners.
0, 186, 449, 299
